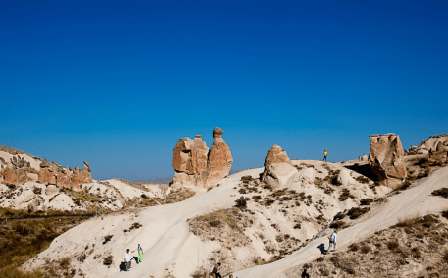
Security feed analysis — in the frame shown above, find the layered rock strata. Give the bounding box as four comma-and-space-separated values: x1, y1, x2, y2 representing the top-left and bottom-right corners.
369, 134, 407, 189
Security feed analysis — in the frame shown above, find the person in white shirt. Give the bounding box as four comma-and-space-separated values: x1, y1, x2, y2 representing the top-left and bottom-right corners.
327, 230, 337, 253
123, 249, 134, 271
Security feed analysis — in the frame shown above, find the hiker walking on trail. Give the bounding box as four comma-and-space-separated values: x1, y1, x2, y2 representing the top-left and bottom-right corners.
301, 268, 310, 278
124, 249, 134, 271
137, 244, 143, 263
428, 148, 433, 159
327, 230, 337, 253
323, 150, 328, 162
212, 262, 222, 278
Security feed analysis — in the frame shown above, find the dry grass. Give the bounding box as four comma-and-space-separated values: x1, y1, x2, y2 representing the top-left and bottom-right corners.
0, 216, 89, 277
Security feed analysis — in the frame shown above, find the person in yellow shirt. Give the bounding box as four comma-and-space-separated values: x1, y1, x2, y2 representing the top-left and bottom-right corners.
323, 150, 328, 162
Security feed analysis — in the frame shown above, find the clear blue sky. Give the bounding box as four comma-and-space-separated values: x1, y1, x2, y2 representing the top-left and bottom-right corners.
1, 1, 447, 180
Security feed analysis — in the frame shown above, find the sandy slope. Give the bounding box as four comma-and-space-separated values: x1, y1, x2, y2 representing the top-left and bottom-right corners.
25, 168, 262, 278
25, 161, 390, 278
230, 166, 448, 278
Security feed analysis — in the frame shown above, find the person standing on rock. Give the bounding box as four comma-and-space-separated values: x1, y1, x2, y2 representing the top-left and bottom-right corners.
212, 262, 222, 278
428, 148, 432, 159
124, 249, 134, 271
327, 230, 337, 253
137, 244, 143, 263
323, 150, 328, 162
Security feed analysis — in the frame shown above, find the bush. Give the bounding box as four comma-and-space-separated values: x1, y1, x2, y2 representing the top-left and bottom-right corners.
387, 241, 399, 250
360, 199, 373, 205
333, 212, 346, 221
431, 188, 448, 199
347, 207, 370, 219
103, 256, 113, 265
355, 176, 371, 184
361, 245, 371, 254
103, 235, 113, 244
329, 221, 347, 229
348, 243, 359, 252
234, 197, 247, 208
241, 175, 253, 182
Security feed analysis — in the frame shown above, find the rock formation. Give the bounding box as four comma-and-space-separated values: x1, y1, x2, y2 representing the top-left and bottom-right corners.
261, 145, 298, 187
0, 155, 30, 187
369, 134, 407, 189
360, 154, 369, 161
207, 128, 233, 185
406, 134, 448, 155
436, 141, 448, 152
171, 127, 233, 188
37, 159, 92, 192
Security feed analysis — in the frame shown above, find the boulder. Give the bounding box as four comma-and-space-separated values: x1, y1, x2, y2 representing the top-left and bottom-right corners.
436, 141, 447, 152
261, 145, 297, 187
337, 168, 355, 186
369, 134, 407, 189
171, 127, 232, 189
360, 154, 369, 161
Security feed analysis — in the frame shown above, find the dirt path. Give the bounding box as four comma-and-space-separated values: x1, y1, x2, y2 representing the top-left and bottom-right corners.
232, 166, 448, 278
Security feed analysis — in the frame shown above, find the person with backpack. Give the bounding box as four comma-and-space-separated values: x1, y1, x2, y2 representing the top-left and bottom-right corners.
323, 150, 328, 162
212, 262, 222, 278
123, 249, 134, 271
327, 230, 337, 253
137, 244, 143, 263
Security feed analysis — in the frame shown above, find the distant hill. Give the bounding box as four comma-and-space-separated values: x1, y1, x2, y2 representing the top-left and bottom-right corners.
133, 170, 242, 184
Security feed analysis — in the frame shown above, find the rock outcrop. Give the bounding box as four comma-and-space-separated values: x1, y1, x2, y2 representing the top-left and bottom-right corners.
406, 134, 448, 155
171, 127, 233, 188
0, 155, 31, 187
261, 145, 298, 187
369, 134, 407, 189
37, 159, 92, 192
360, 154, 369, 161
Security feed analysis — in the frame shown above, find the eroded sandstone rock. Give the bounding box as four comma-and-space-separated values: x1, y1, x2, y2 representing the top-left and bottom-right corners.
369, 134, 407, 189
171, 127, 232, 189
261, 145, 297, 187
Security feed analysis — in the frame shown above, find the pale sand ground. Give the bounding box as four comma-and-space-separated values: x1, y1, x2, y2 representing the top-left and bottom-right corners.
231, 166, 448, 278
25, 161, 390, 278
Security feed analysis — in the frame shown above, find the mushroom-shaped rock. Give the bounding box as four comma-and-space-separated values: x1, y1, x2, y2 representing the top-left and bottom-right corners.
369, 133, 407, 189
261, 145, 298, 187
206, 128, 233, 185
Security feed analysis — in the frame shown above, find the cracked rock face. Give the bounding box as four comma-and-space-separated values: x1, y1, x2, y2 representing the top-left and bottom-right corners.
369, 134, 407, 189
172, 127, 232, 189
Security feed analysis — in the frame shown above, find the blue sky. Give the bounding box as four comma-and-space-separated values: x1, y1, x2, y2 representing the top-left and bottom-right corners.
1, 1, 447, 180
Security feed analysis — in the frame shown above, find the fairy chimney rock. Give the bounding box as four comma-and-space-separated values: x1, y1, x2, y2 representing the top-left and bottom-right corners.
172, 127, 232, 189
369, 134, 407, 189
261, 145, 297, 187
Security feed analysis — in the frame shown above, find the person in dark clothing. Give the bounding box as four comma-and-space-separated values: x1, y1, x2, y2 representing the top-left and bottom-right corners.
212, 262, 222, 278
301, 268, 310, 278
446, 151, 448, 164
428, 148, 433, 159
